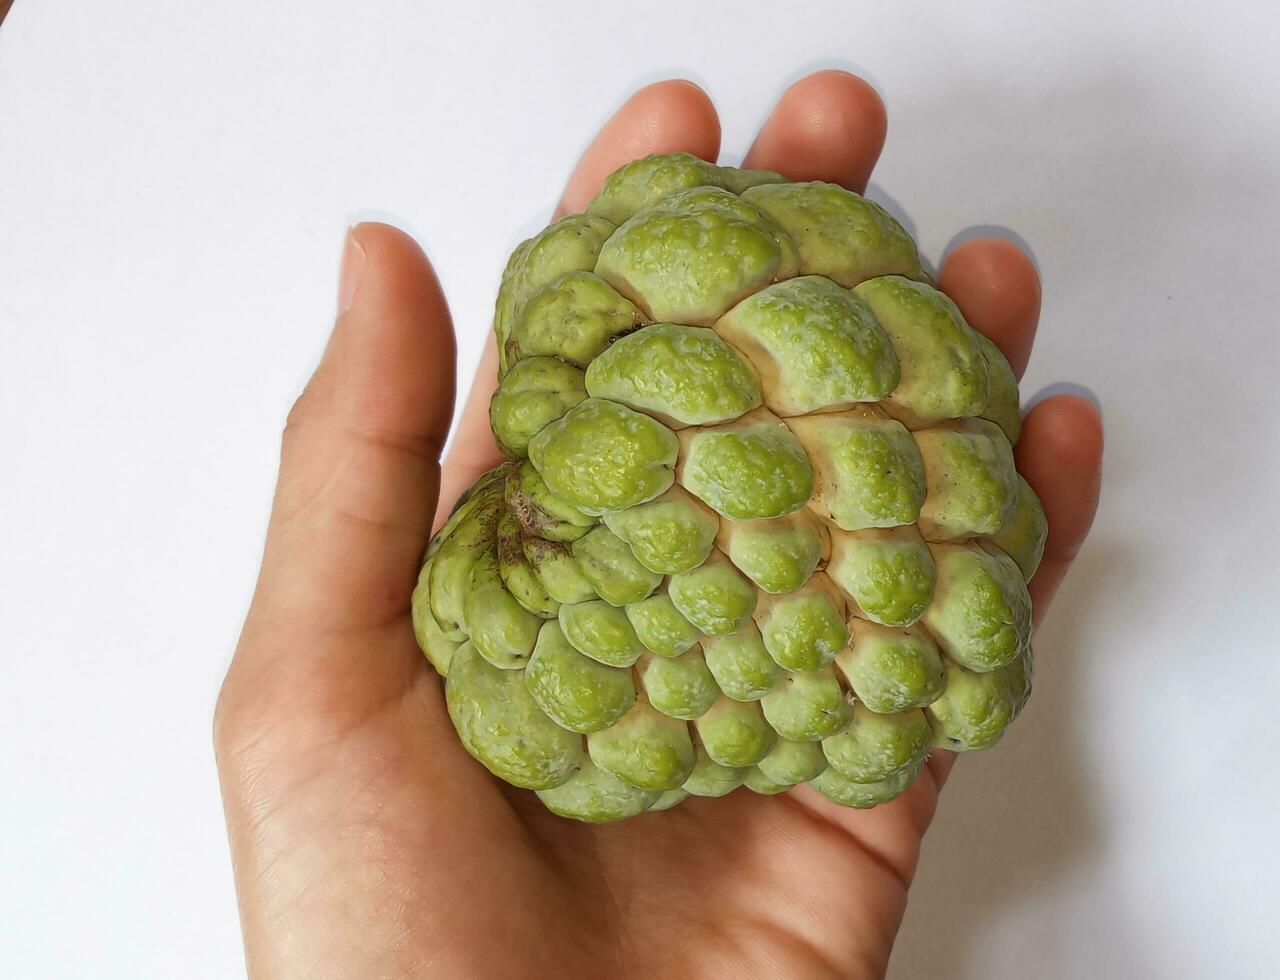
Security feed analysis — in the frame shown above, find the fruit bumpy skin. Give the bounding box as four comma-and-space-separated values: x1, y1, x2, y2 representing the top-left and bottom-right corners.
413, 152, 1046, 822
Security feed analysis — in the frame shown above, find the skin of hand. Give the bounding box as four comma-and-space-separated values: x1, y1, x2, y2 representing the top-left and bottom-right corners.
215, 70, 1103, 980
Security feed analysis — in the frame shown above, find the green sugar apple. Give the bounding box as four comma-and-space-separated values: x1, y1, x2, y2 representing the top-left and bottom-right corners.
413, 153, 1045, 822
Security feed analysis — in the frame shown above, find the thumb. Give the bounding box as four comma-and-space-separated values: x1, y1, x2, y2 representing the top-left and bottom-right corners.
250, 222, 456, 638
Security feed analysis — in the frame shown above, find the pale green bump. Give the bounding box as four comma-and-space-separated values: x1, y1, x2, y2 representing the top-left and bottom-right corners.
717, 511, 823, 593
569, 525, 661, 606
637, 648, 720, 720
496, 509, 558, 618
587, 701, 696, 791
426, 464, 506, 561
926, 651, 1033, 751
529, 398, 678, 515
559, 600, 647, 667
625, 593, 701, 657
702, 623, 783, 701
412, 558, 458, 676
915, 419, 1019, 541
789, 409, 926, 531
679, 411, 814, 520
507, 271, 646, 367
682, 746, 749, 797
822, 703, 931, 782
585, 322, 761, 425
494, 213, 617, 374
445, 643, 583, 790
760, 668, 854, 741
504, 459, 595, 543
756, 574, 849, 672
525, 621, 636, 733
603, 485, 718, 575
988, 476, 1048, 581
742, 181, 922, 286
654, 186, 800, 273
810, 760, 922, 808
524, 536, 597, 604
536, 756, 659, 823
853, 276, 990, 427
744, 768, 791, 794
715, 276, 899, 415
595, 187, 790, 325
586, 152, 726, 224
972, 329, 1022, 444
648, 788, 690, 812
757, 737, 828, 785
489, 356, 587, 457
827, 526, 936, 627
668, 551, 758, 635
427, 482, 502, 639
695, 696, 777, 767
464, 548, 541, 669
836, 620, 945, 713
923, 544, 1031, 672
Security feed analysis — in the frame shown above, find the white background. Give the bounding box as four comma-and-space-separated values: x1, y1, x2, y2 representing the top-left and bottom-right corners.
2, 1, 1278, 977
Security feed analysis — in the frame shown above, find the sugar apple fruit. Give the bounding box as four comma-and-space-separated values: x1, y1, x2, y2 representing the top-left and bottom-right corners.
413, 152, 1045, 823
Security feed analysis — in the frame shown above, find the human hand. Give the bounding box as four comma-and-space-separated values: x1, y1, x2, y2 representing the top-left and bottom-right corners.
215, 70, 1103, 979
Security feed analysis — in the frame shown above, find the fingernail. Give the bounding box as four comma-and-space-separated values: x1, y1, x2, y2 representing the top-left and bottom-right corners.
338, 227, 366, 315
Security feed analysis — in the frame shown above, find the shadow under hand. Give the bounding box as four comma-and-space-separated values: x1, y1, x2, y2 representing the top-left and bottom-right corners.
889, 543, 1135, 979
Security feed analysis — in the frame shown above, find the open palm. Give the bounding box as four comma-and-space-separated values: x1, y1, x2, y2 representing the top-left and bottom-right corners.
215, 71, 1102, 979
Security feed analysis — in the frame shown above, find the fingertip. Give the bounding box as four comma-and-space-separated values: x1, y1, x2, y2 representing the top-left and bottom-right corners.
1019, 394, 1104, 475
349, 220, 424, 256
323, 221, 456, 453
632, 78, 720, 143
938, 237, 1041, 377
793, 70, 888, 148
347, 221, 446, 312
743, 69, 887, 190
1017, 395, 1104, 612
609, 78, 721, 158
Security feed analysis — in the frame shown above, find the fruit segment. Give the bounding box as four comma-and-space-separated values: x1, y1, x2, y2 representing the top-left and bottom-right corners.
923, 544, 1031, 672
495, 213, 617, 375
701, 623, 783, 701
822, 703, 932, 782
760, 668, 854, 741
525, 622, 636, 733
585, 322, 761, 426
754, 574, 848, 672
678, 409, 814, 521
716, 510, 825, 594
603, 485, 718, 575
714, 275, 899, 416
741, 180, 923, 286
836, 620, 945, 713
624, 593, 701, 658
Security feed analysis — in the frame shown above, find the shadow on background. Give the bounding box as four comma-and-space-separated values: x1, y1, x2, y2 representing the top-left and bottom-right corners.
890, 543, 1128, 978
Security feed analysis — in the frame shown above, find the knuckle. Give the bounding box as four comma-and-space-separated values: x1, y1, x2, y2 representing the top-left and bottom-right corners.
212, 675, 248, 763
280, 378, 326, 459
212, 665, 273, 768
